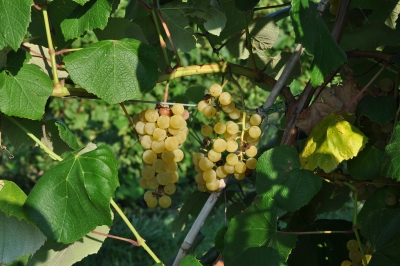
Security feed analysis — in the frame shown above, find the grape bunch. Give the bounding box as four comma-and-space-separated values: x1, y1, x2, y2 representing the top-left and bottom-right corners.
341, 239, 372, 266
193, 84, 262, 192
133, 104, 189, 208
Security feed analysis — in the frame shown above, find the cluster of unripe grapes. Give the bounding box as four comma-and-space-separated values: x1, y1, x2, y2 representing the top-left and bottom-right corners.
193, 84, 262, 192
341, 239, 372, 266
133, 104, 189, 208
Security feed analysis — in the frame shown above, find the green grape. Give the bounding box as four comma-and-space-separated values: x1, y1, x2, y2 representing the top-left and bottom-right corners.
248, 126, 261, 138
170, 115, 184, 129
165, 161, 178, 173
195, 172, 206, 185
216, 166, 228, 178
164, 183, 176, 195
250, 114, 262, 126
146, 197, 158, 208
135, 121, 146, 135
171, 103, 184, 115
139, 110, 147, 122
140, 135, 153, 149
145, 109, 159, 123
199, 157, 214, 171
141, 165, 155, 180
379, 78, 394, 92
192, 152, 205, 165
201, 125, 213, 136
157, 171, 171, 185
165, 137, 179, 151
221, 102, 235, 113
146, 177, 159, 189
197, 100, 209, 112
153, 128, 167, 141
385, 194, 397, 206
209, 84, 222, 97
206, 179, 220, 191
219, 92, 232, 105
234, 161, 247, 174
157, 115, 170, 129
173, 149, 184, 162
132, 114, 140, 124
203, 169, 217, 182
195, 164, 202, 172
341, 260, 352, 266
161, 150, 175, 163
152, 159, 166, 173
208, 149, 221, 162
380, 122, 393, 134
213, 138, 227, 153
346, 239, 359, 251
169, 172, 179, 183
144, 122, 156, 135
224, 131, 238, 141
234, 172, 245, 180
168, 127, 179, 136
143, 150, 157, 164
144, 191, 155, 202
175, 131, 187, 144
226, 153, 239, 165
226, 139, 238, 152
245, 145, 258, 158
139, 177, 148, 189
214, 122, 226, 134
246, 158, 258, 170
203, 105, 217, 118
224, 164, 235, 174
198, 184, 207, 192
151, 140, 165, 154
226, 122, 239, 135
228, 108, 241, 120
349, 250, 362, 262
159, 195, 172, 208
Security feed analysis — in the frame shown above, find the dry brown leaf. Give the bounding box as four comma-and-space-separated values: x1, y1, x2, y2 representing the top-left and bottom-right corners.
296, 78, 358, 135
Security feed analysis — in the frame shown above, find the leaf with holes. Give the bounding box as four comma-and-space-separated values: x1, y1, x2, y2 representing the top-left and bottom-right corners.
356, 95, 396, 125
64, 39, 158, 104
24, 144, 119, 244
300, 113, 368, 173
256, 146, 322, 212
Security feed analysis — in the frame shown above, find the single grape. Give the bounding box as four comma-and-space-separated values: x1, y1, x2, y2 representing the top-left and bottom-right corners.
385, 194, 397, 206
135, 121, 146, 135
139, 177, 148, 189
195, 164, 202, 173
198, 184, 207, 192
169, 172, 179, 183
195, 172, 206, 185
213, 138, 227, 153
161, 150, 175, 163
132, 114, 140, 124
140, 135, 153, 149
228, 108, 241, 120
216, 166, 228, 178
146, 177, 159, 189
197, 100, 209, 112
250, 114, 262, 126
199, 157, 214, 171
226, 139, 239, 152
165, 161, 178, 173
245, 145, 258, 158
374, 139, 386, 150
139, 110, 147, 122
171, 103, 185, 115
165, 137, 179, 151
341, 260, 352, 266
221, 102, 235, 113
143, 150, 157, 164
224, 132, 238, 140
248, 126, 261, 138
214, 122, 226, 134
159, 195, 172, 208
226, 122, 239, 135
152, 128, 167, 141
145, 109, 159, 123
157, 115, 170, 129
209, 84, 223, 97
168, 127, 180, 136
203, 169, 217, 182
201, 125, 213, 137
192, 152, 205, 165
246, 158, 258, 170
224, 164, 235, 174
142, 165, 155, 180
143, 191, 155, 202
173, 149, 184, 162
153, 159, 166, 173
208, 149, 222, 162
380, 122, 393, 134
203, 105, 217, 118
170, 115, 184, 129
157, 171, 171, 185
146, 197, 158, 208
164, 183, 176, 195
346, 239, 359, 251
226, 153, 239, 165
379, 78, 394, 92
349, 250, 362, 262
234, 161, 247, 174
206, 179, 220, 191
234, 172, 245, 180
175, 131, 187, 144
219, 92, 232, 105
144, 122, 156, 135
151, 140, 165, 154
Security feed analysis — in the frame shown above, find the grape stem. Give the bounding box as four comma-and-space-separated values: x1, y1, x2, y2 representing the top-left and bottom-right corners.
90, 230, 139, 246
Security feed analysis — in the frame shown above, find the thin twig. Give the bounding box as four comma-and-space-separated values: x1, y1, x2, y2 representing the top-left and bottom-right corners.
278, 229, 354, 235
163, 81, 170, 102
91, 230, 139, 246
119, 103, 140, 140
253, 3, 291, 12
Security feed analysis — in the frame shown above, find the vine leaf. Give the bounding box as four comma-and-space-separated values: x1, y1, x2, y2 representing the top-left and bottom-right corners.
179, 254, 202, 266
73, 0, 90, 5
291, 0, 347, 87
0, 0, 31, 51
234, 0, 260, 12
0, 50, 53, 120
349, 0, 400, 28
0, 180, 46, 265
24, 144, 119, 244
214, 226, 228, 253
26, 224, 110, 266
300, 113, 368, 173
64, 39, 158, 104
256, 146, 322, 212
382, 124, 400, 180
356, 95, 396, 125
227, 246, 286, 266
309, 182, 350, 214
94, 18, 148, 43
296, 78, 358, 135
347, 146, 384, 180
361, 209, 400, 265
60, 0, 113, 41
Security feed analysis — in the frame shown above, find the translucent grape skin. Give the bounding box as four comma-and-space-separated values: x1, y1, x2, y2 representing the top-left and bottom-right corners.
209, 84, 222, 97
159, 195, 172, 208
346, 239, 359, 251
219, 92, 232, 105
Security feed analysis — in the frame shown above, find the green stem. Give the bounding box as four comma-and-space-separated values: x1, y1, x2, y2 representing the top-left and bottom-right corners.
151, 3, 170, 69
352, 191, 368, 266
110, 200, 162, 264
5, 116, 63, 162
42, 3, 60, 86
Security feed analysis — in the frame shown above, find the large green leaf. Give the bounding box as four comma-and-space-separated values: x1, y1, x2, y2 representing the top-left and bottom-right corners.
356, 95, 396, 125
0, 0, 31, 51
64, 39, 158, 104
347, 146, 384, 180
60, 0, 113, 41
382, 124, 400, 180
27, 224, 110, 266
309, 181, 350, 214
256, 146, 322, 212
227, 246, 286, 266
291, 0, 347, 87
0, 50, 53, 120
224, 195, 277, 263
24, 144, 119, 244
94, 18, 148, 43
349, 0, 400, 28
0, 180, 31, 222
300, 113, 368, 173
361, 209, 400, 266
179, 254, 202, 266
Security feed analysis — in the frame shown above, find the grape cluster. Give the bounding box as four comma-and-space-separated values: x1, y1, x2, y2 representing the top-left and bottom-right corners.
193, 84, 262, 192
133, 104, 189, 208
341, 239, 372, 266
